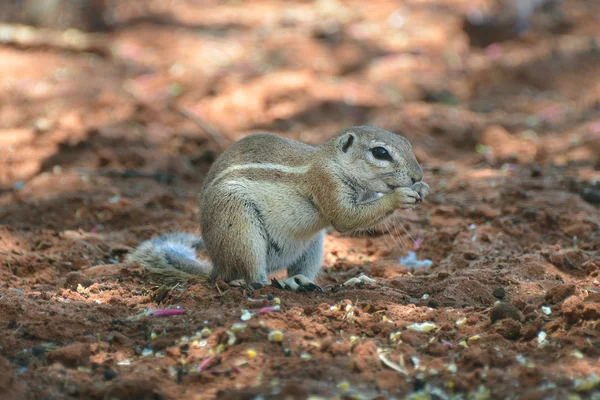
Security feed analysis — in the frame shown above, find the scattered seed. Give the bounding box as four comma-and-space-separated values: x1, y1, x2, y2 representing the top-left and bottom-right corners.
240, 309, 253, 321
378, 351, 408, 376
231, 323, 247, 332
247, 349, 257, 358
257, 305, 278, 314
459, 340, 468, 348
410, 356, 420, 368
421, 294, 430, 300
226, 330, 236, 345
541, 306, 552, 315
145, 307, 186, 317
200, 328, 212, 338
390, 331, 402, 342
413, 235, 424, 250
300, 353, 312, 360
471, 385, 491, 400
573, 373, 600, 392
273, 297, 281, 305
537, 331, 548, 348
571, 349, 584, 359
407, 322, 437, 332
447, 363, 457, 374
141, 348, 153, 357
117, 359, 132, 366
268, 330, 284, 342
468, 335, 481, 342
197, 356, 213, 372
336, 380, 351, 393
456, 317, 467, 326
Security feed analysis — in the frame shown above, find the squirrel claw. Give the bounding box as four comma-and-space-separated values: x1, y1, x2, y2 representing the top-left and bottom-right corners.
272, 275, 323, 292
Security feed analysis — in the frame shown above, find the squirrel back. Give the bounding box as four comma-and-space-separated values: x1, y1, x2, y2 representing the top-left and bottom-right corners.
125, 233, 211, 280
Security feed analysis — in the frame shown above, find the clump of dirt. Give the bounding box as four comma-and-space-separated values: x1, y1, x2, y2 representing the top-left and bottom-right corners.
0, 0, 599, 399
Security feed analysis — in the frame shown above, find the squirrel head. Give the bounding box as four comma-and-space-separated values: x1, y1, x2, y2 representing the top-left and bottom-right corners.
326, 125, 423, 196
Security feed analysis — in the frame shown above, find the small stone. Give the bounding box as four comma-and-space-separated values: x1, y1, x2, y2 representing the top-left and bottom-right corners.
583, 303, 600, 320
545, 284, 576, 304
32, 346, 46, 357
103, 368, 117, 381
492, 288, 506, 299
47, 343, 91, 368
328, 342, 351, 356
581, 187, 600, 205
494, 319, 522, 340
562, 296, 584, 324
490, 302, 523, 324
522, 320, 542, 341
352, 358, 368, 373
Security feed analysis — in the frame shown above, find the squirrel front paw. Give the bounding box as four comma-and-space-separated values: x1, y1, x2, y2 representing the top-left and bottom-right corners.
411, 181, 429, 201
392, 187, 422, 208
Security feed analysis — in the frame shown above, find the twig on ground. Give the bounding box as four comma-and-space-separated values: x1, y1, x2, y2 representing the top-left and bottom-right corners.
168, 105, 229, 152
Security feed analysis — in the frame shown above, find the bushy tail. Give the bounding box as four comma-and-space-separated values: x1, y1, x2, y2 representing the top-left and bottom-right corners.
125, 233, 212, 280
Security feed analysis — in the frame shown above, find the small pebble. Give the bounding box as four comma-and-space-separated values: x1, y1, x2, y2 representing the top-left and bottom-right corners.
490, 302, 523, 324
103, 368, 118, 381
492, 287, 506, 299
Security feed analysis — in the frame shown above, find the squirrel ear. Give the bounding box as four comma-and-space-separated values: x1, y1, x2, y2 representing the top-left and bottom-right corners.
339, 133, 355, 153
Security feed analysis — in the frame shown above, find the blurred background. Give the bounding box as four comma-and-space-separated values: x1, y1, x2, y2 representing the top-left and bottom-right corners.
0, 0, 598, 198
0, 0, 598, 243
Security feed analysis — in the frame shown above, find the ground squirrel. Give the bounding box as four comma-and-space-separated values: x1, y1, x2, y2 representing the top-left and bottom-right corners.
126, 126, 429, 291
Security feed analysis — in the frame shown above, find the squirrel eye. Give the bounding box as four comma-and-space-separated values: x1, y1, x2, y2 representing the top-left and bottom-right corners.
371, 147, 392, 161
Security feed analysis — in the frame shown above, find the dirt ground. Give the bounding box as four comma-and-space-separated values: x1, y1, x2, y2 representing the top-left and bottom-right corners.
1, 0, 600, 399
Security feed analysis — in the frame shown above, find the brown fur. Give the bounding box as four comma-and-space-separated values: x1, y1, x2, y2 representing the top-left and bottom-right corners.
129, 126, 429, 289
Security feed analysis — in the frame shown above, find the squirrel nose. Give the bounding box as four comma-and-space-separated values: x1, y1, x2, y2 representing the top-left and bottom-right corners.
411, 176, 421, 184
